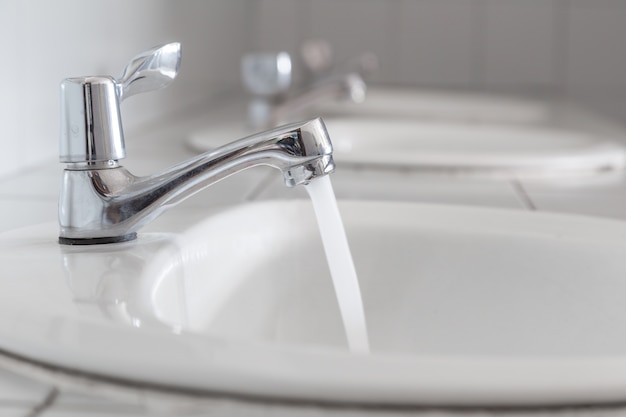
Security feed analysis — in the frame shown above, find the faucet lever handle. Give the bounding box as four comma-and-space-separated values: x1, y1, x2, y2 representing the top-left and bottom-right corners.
59, 42, 181, 164
118, 42, 181, 100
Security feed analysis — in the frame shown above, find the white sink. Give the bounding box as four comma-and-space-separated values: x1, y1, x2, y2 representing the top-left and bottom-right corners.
3, 200, 626, 406
315, 87, 551, 125
187, 118, 626, 178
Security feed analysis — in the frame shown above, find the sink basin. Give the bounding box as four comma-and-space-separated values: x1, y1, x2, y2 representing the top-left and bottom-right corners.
314, 87, 552, 125
3, 200, 626, 407
187, 119, 626, 178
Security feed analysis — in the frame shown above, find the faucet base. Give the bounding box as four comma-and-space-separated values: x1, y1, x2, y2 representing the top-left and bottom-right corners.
58, 233, 137, 246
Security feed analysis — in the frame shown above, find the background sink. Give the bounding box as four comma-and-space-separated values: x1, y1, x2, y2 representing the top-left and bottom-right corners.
3, 199, 626, 406
312, 87, 552, 125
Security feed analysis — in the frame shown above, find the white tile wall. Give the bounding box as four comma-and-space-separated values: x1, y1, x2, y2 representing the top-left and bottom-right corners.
565, 0, 626, 123
247, 0, 626, 124
307, 0, 395, 85
482, 0, 558, 91
3, 0, 626, 179
247, 0, 302, 57
0, 1, 21, 177
397, 0, 477, 88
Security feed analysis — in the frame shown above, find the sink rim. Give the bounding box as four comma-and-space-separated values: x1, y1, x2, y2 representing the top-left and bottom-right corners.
3, 201, 626, 407
315, 86, 552, 125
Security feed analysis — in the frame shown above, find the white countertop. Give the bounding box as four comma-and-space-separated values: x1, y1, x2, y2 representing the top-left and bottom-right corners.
2, 97, 626, 416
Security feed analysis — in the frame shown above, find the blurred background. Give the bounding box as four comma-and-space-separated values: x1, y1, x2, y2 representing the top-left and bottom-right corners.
1, 0, 624, 178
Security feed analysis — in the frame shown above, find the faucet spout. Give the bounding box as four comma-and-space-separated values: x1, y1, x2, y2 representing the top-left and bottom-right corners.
58, 118, 334, 245
267, 72, 367, 128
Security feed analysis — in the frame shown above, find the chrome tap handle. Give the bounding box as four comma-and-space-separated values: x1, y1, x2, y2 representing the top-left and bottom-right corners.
59, 43, 181, 164
241, 52, 292, 98
118, 42, 181, 100
241, 52, 293, 128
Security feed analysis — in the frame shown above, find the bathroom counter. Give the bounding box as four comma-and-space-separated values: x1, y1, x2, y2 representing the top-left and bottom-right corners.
1, 98, 626, 416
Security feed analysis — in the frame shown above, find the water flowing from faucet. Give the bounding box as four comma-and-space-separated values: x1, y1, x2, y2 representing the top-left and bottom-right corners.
305, 176, 370, 354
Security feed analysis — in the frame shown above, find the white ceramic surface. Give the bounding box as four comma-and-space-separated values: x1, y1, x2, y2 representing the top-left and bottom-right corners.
3, 201, 626, 406
314, 87, 551, 125
187, 119, 626, 178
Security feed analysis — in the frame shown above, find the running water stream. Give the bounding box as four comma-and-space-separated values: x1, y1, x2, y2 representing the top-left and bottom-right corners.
305, 176, 370, 354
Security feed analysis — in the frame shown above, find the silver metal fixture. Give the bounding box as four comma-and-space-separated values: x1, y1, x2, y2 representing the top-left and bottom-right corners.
58, 43, 335, 245
299, 39, 379, 84
60, 43, 181, 164
241, 52, 367, 129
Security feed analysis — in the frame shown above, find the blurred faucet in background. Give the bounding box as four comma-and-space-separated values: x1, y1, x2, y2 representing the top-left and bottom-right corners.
299, 39, 379, 85
241, 48, 368, 129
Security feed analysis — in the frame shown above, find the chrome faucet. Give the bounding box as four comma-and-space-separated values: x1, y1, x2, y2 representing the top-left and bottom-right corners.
58, 43, 335, 245
241, 51, 367, 129
299, 39, 379, 84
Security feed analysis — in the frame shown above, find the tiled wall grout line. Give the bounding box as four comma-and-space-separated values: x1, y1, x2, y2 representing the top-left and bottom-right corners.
242, 0, 258, 55
471, 0, 487, 90
24, 387, 58, 417
510, 180, 537, 211
298, 0, 313, 53
386, 0, 403, 86
553, 0, 571, 98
